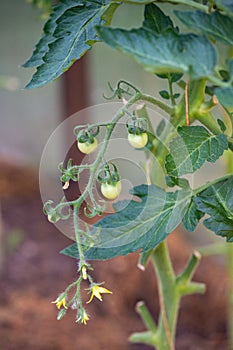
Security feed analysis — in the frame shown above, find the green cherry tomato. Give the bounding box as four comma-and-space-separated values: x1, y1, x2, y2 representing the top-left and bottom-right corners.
101, 181, 122, 200
128, 132, 148, 149
77, 138, 98, 154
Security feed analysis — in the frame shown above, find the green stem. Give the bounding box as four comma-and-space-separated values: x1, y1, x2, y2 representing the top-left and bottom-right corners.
179, 282, 205, 296
131, 242, 204, 350
193, 173, 233, 195
129, 331, 157, 346
152, 241, 177, 350
117, 79, 141, 94
221, 107, 233, 138
176, 251, 206, 296
136, 301, 157, 332
140, 93, 174, 115
162, 0, 209, 12
66, 275, 83, 306
176, 251, 201, 285
73, 204, 85, 266
122, 0, 208, 11
173, 79, 207, 126
224, 150, 233, 173
195, 112, 222, 135
208, 75, 232, 88
226, 244, 233, 350
221, 145, 233, 350
168, 78, 176, 106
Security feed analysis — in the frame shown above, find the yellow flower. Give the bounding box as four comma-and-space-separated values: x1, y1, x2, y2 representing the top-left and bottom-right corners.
76, 308, 90, 325
81, 310, 90, 325
52, 296, 67, 310
87, 285, 112, 303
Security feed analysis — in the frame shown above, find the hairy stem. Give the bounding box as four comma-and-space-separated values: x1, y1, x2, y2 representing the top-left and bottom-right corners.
195, 112, 222, 135
131, 241, 204, 349
152, 241, 177, 350
223, 151, 233, 350
136, 301, 157, 332
168, 77, 176, 107
73, 204, 85, 266
140, 93, 174, 115
164, 0, 208, 12
226, 244, 233, 350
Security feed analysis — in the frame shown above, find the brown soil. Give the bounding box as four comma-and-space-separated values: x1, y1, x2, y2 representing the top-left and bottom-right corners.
0, 161, 230, 349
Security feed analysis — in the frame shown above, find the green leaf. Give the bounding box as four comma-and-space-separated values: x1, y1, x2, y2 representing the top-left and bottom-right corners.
61, 184, 192, 260
217, 119, 227, 132
229, 142, 233, 152
60, 243, 129, 260
23, 35, 53, 68
215, 87, 233, 108
219, 70, 230, 81
218, 59, 233, 82
175, 10, 233, 46
173, 93, 180, 99
182, 199, 204, 232
215, 0, 233, 16
165, 126, 228, 177
96, 3, 216, 79
97, 27, 217, 79
159, 90, 170, 99
25, 0, 118, 88
23, 0, 79, 68
156, 73, 183, 82
165, 176, 190, 189
195, 176, 233, 241
143, 3, 176, 34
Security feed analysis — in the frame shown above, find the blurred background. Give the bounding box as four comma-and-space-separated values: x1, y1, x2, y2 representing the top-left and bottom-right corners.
0, 1, 231, 349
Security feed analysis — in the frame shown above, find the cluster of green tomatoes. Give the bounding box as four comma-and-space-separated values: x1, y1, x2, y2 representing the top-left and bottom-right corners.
76, 118, 148, 200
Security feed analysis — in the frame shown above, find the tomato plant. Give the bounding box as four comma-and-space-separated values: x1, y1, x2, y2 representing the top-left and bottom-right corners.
24, 0, 233, 349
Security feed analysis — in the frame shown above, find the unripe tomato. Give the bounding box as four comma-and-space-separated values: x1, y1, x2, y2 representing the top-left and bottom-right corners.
77, 138, 98, 154
128, 132, 148, 149
101, 181, 122, 200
